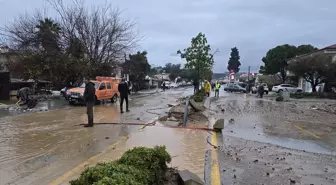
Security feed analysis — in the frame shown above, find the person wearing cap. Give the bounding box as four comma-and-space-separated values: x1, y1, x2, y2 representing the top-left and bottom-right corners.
118, 78, 130, 113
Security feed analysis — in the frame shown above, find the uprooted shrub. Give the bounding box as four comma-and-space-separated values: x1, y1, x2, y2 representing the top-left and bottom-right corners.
275, 95, 284, 102
192, 88, 206, 102
70, 146, 172, 185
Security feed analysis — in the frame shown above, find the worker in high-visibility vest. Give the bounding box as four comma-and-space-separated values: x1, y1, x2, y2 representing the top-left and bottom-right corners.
214, 81, 221, 97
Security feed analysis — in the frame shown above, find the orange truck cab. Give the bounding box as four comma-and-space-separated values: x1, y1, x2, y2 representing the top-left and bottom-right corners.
67, 76, 121, 105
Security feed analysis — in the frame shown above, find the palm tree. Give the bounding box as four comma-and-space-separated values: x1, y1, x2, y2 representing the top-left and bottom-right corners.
35, 18, 61, 52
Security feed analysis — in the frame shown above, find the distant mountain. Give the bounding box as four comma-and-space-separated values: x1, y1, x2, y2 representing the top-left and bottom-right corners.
212, 73, 229, 79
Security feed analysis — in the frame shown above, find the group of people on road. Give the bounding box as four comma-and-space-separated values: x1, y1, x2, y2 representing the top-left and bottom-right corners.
203, 80, 221, 97
246, 83, 265, 98
83, 78, 131, 127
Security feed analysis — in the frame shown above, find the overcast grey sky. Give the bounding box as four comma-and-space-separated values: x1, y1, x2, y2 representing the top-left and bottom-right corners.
0, 0, 335, 73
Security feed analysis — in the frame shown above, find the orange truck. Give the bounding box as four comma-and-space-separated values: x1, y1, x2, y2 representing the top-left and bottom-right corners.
67, 76, 121, 105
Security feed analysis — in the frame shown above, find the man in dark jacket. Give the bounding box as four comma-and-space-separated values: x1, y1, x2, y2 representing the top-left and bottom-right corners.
258, 84, 265, 98
118, 78, 130, 113
193, 80, 199, 93
83, 81, 96, 127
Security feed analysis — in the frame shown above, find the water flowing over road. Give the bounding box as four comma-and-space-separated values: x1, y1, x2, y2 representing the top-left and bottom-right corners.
1, 88, 336, 185
0, 88, 194, 185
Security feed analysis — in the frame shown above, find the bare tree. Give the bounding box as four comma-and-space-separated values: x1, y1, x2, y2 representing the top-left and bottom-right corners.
0, 11, 44, 52
0, 0, 138, 87
48, 0, 138, 66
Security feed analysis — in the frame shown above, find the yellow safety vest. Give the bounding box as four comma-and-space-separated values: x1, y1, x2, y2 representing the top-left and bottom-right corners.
215, 83, 220, 89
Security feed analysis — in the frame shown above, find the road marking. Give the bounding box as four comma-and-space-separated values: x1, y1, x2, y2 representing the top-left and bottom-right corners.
295, 125, 303, 131
295, 125, 321, 139
285, 121, 321, 140
211, 132, 221, 185
49, 121, 151, 185
48, 137, 128, 185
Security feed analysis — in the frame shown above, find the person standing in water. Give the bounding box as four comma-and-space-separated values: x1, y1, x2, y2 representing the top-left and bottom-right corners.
258, 84, 265, 98
83, 80, 96, 127
118, 78, 130, 113
193, 79, 199, 93
214, 81, 221, 97
204, 80, 211, 97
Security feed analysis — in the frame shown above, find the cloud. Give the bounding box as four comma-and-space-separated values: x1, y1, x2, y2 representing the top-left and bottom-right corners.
1, 0, 335, 73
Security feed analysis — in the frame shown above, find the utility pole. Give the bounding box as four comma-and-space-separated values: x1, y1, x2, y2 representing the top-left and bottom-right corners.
247, 66, 251, 93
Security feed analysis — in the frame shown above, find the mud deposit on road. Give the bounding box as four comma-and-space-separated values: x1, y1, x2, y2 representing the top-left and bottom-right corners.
215, 96, 336, 154
0, 88, 195, 185
219, 136, 336, 185
210, 94, 336, 184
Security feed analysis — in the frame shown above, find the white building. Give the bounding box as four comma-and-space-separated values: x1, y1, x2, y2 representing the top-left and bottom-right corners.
287, 44, 336, 92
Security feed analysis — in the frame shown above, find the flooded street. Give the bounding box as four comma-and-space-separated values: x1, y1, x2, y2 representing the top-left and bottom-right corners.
1, 88, 336, 185
214, 94, 336, 155
0, 88, 194, 185
208, 92, 336, 185
55, 126, 208, 185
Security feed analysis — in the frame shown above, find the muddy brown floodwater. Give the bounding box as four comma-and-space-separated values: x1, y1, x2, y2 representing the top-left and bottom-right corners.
209, 92, 336, 185
59, 125, 208, 184
0, 88, 195, 185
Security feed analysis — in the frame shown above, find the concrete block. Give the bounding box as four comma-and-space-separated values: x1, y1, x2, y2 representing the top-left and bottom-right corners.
189, 99, 204, 112
213, 119, 224, 130
178, 170, 204, 185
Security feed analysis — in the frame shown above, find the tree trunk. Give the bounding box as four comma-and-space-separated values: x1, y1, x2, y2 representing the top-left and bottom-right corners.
281, 73, 286, 83
311, 79, 317, 92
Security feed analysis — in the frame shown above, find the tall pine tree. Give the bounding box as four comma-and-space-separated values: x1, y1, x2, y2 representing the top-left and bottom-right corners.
227, 47, 241, 73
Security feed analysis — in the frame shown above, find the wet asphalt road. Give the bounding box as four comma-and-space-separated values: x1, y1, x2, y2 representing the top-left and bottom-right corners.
0, 88, 193, 185
207, 91, 336, 185
1, 88, 336, 185
212, 93, 336, 155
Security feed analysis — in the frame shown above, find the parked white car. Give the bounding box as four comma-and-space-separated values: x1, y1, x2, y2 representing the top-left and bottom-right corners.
272, 84, 302, 93
252, 84, 269, 94
168, 82, 179, 88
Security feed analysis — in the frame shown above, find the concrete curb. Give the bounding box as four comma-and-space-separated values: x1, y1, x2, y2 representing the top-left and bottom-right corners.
204, 149, 212, 185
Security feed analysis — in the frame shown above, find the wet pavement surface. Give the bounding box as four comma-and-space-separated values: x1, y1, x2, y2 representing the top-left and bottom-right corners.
213, 93, 336, 155
0, 88, 194, 185
56, 125, 208, 185
207, 91, 336, 185
2, 88, 336, 185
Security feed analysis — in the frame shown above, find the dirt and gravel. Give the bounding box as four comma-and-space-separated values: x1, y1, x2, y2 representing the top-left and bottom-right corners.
218, 136, 336, 185
208, 92, 336, 184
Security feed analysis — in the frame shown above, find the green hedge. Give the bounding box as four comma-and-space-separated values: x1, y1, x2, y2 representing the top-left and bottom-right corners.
290, 92, 336, 99
70, 146, 171, 185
